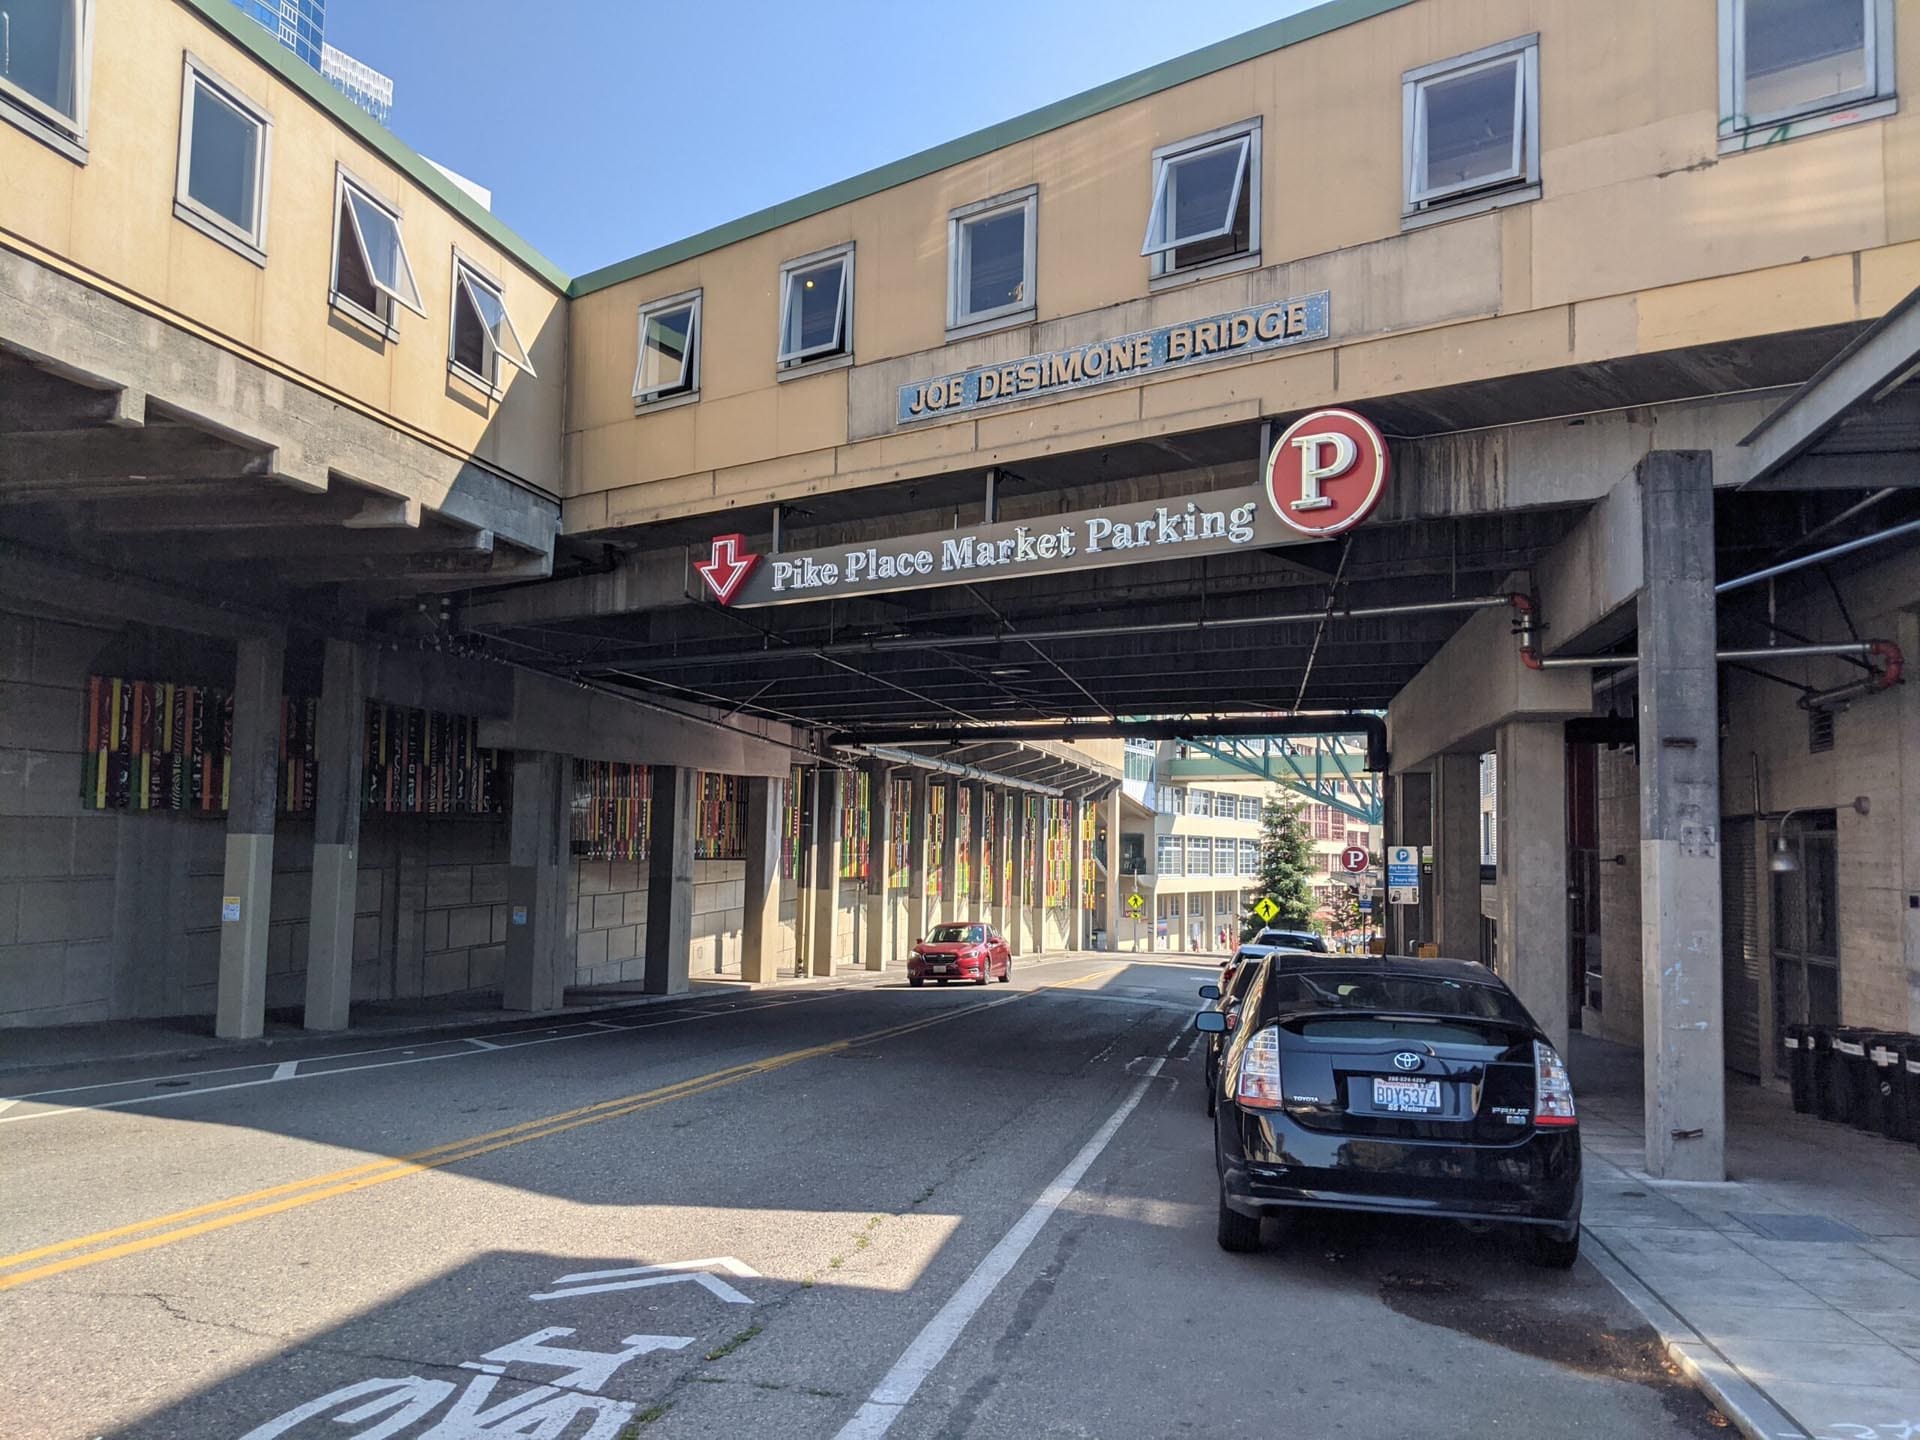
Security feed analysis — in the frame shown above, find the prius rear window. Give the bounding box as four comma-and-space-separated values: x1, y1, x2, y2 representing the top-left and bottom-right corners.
1269, 972, 1529, 1023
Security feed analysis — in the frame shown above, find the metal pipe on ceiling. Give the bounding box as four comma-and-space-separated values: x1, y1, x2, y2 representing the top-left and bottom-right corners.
600, 594, 1519, 677
840, 595, 1518, 655
850, 744, 1069, 797
1716, 516, 1920, 595
1534, 641, 1885, 668
836, 712, 1391, 772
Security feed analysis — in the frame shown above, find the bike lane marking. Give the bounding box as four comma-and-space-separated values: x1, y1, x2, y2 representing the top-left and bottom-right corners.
0, 972, 1119, 1294
831, 1027, 1185, 1440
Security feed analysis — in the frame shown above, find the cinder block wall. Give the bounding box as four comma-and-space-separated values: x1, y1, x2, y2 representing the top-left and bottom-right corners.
0, 606, 517, 1026
569, 858, 751, 985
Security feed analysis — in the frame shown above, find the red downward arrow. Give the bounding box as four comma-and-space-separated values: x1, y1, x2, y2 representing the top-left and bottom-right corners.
696, 534, 757, 605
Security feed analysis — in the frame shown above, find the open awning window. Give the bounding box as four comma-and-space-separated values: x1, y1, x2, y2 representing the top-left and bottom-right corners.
1140, 132, 1251, 259
334, 174, 425, 321
452, 258, 536, 383
633, 291, 701, 403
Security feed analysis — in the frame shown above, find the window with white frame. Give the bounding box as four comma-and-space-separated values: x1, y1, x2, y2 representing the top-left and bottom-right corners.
1187, 835, 1212, 876
1141, 120, 1259, 280
330, 170, 423, 333
1720, 0, 1894, 144
1240, 839, 1259, 874
174, 60, 271, 261
1191, 791, 1212, 819
777, 244, 853, 369
633, 290, 701, 405
1156, 833, 1181, 875
1214, 838, 1235, 873
1403, 36, 1540, 221
448, 256, 536, 392
949, 187, 1035, 331
0, 0, 89, 155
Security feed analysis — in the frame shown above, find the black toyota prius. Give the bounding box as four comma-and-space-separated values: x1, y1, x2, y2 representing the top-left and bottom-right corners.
1195, 952, 1582, 1267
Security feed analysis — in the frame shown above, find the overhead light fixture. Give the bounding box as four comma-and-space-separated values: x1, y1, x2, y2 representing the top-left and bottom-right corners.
1770, 808, 1802, 873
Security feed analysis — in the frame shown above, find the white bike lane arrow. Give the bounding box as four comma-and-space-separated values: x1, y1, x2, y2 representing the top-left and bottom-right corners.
528, 1256, 760, 1306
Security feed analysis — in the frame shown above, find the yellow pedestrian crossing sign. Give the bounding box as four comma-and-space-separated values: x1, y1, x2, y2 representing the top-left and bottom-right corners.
1252, 896, 1281, 923
1125, 892, 1145, 915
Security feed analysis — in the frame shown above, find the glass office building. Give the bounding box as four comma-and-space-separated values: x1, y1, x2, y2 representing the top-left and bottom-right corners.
228, 0, 392, 122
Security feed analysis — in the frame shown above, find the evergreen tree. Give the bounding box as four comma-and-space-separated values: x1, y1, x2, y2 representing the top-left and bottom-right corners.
1245, 798, 1315, 939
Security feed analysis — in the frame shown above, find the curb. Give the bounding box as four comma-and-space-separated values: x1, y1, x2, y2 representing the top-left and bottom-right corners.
1580, 1228, 1811, 1440
0, 951, 1116, 1079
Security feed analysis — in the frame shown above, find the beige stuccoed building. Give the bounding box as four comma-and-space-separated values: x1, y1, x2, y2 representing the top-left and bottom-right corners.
4, 0, 1920, 1180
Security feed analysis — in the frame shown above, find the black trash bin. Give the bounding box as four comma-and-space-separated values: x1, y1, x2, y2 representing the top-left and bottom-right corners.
1865, 1034, 1906, 1140
1833, 1028, 1875, 1129
1895, 1036, 1920, 1146
1784, 1024, 1815, 1114
1810, 1026, 1843, 1122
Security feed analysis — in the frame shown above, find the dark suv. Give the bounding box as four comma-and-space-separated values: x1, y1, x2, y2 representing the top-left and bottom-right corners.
1196, 952, 1582, 1267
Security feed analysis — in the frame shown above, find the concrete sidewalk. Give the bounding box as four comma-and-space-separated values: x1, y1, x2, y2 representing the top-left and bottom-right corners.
1572, 1034, 1920, 1440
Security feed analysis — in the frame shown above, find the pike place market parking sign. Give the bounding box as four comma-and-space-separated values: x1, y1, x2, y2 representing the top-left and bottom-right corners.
696, 402, 1390, 608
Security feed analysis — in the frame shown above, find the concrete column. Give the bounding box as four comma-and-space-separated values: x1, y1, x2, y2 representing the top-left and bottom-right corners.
810, 767, 844, 977
1031, 799, 1050, 956
934, 781, 958, 931
1495, 721, 1569, 1053
504, 751, 569, 1010
864, 761, 891, 971
1431, 754, 1483, 962
963, 782, 987, 923
1102, 792, 1122, 953
304, 638, 365, 1031
642, 764, 697, 995
906, 770, 930, 948
1067, 796, 1086, 951
215, 631, 284, 1040
989, 789, 1012, 939
741, 774, 782, 984
1637, 450, 1725, 1181
1006, 794, 1027, 957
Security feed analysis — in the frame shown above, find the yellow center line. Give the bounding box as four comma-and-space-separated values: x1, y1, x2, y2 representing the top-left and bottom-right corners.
0, 977, 1104, 1293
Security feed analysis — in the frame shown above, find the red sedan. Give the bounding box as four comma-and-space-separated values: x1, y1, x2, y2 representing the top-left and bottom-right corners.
908, 923, 1012, 986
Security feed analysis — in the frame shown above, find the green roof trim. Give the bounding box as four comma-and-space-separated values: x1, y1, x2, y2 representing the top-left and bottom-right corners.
568, 0, 1418, 298
178, 0, 570, 293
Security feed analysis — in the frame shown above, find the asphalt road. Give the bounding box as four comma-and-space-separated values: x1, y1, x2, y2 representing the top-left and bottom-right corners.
0, 954, 1727, 1439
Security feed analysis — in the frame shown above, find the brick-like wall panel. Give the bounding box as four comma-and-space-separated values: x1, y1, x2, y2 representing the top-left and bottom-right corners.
571, 858, 747, 986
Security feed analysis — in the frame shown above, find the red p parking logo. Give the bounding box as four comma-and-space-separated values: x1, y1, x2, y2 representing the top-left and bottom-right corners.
1265, 408, 1390, 538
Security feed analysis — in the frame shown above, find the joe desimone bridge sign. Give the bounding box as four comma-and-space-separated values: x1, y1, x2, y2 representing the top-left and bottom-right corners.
695, 408, 1389, 609
897, 292, 1331, 425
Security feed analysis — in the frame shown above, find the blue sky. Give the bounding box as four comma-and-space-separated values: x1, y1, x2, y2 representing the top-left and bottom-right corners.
323, 1, 1318, 276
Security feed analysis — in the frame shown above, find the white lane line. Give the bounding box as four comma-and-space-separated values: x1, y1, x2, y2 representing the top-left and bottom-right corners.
834, 1056, 1167, 1440
270, 1061, 299, 1081
0, 991, 848, 1125
464, 1037, 502, 1051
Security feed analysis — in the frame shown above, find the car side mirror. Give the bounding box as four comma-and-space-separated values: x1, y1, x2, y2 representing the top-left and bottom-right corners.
1198, 983, 1221, 1000
1193, 1010, 1228, 1033
912, 937, 923, 946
